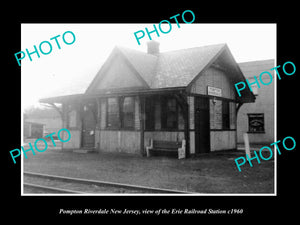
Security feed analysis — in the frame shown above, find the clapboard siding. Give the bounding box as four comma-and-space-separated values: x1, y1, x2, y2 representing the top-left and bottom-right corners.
210, 130, 236, 151
190, 67, 235, 100
62, 130, 81, 149
144, 131, 185, 147
99, 130, 140, 154
94, 54, 146, 90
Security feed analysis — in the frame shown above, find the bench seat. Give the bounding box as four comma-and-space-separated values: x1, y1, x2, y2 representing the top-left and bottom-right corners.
146, 139, 186, 159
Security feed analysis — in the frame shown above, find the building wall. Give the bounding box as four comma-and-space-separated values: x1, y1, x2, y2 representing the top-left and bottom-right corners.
188, 98, 237, 152
61, 97, 142, 153
144, 131, 185, 145
24, 122, 31, 138
95, 97, 141, 154
62, 102, 82, 149
190, 67, 236, 100
237, 60, 275, 144
210, 131, 236, 151
189, 66, 237, 152
61, 65, 241, 154
96, 95, 186, 154
23, 122, 44, 139
95, 54, 145, 90
98, 130, 141, 154
62, 96, 186, 154
25, 109, 62, 136
62, 130, 81, 149
188, 96, 195, 154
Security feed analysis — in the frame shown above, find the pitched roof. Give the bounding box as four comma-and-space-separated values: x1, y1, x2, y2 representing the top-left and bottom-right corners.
117, 46, 158, 86
153, 44, 225, 88
118, 43, 226, 89
41, 43, 255, 103
85, 43, 243, 93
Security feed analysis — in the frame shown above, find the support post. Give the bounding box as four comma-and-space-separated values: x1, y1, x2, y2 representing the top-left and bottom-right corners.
174, 92, 190, 158
139, 96, 145, 156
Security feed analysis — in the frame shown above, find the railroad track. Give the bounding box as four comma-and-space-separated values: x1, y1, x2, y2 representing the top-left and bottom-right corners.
23, 171, 193, 194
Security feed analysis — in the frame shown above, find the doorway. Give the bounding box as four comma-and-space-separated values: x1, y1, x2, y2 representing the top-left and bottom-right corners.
81, 102, 97, 148
194, 97, 210, 154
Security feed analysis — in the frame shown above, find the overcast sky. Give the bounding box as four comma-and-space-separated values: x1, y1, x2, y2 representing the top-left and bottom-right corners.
21, 23, 276, 110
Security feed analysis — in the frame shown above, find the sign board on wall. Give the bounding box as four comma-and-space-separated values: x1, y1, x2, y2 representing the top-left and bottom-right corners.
207, 86, 222, 97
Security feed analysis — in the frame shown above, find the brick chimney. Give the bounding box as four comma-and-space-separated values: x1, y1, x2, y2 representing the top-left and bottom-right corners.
147, 40, 160, 55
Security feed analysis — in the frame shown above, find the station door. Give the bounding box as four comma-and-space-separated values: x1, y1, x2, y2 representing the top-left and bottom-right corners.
81, 102, 97, 148
194, 97, 210, 154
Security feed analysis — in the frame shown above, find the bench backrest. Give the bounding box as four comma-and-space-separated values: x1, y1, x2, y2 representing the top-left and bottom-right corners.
153, 140, 182, 149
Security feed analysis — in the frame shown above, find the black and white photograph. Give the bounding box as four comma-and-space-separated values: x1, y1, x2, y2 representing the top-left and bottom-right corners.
4, 6, 298, 220
21, 23, 276, 195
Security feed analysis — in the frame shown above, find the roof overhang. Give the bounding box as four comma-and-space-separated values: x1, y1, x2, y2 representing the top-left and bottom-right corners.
39, 87, 187, 104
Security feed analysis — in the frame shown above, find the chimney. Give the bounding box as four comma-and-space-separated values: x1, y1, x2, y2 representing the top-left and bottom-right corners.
147, 40, 160, 55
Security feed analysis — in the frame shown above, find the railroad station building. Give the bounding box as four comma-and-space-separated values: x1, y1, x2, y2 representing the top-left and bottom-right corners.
40, 41, 255, 157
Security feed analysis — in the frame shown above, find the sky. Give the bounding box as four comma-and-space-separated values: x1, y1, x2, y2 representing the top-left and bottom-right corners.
21, 23, 276, 110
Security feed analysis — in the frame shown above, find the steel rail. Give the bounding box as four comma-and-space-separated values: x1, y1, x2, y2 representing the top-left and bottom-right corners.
24, 171, 193, 194
24, 182, 84, 194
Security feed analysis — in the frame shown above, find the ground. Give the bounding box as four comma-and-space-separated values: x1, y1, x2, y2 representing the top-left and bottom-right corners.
23, 147, 275, 194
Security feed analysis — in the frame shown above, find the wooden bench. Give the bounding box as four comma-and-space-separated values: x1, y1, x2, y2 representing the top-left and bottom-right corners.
146, 139, 186, 159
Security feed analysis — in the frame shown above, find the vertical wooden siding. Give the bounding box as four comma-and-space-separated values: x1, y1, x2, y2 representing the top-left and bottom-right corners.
189, 66, 237, 152
190, 67, 235, 99
99, 130, 140, 154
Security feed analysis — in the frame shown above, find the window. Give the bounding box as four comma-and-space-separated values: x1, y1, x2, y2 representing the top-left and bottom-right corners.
222, 101, 230, 129
229, 102, 236, 129
122, 97, 135, 128
107, 98, 120, 128
211, 99, 231, 130
145, 97, 155, 130
248, 113, 265, 133
161, 97, 178, 129
213, 99, 223, 129
106, 97, 135, 129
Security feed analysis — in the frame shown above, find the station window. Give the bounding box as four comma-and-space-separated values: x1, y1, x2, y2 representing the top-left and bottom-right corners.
145, 97, 155, 130
222, 101, 230, 129
161, 97, 178, 129
122, 97, 135, 129
106, 97, 135, 129
248, 113, 265, 133
107, 98, 120, 128
212, 99, 231, 130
